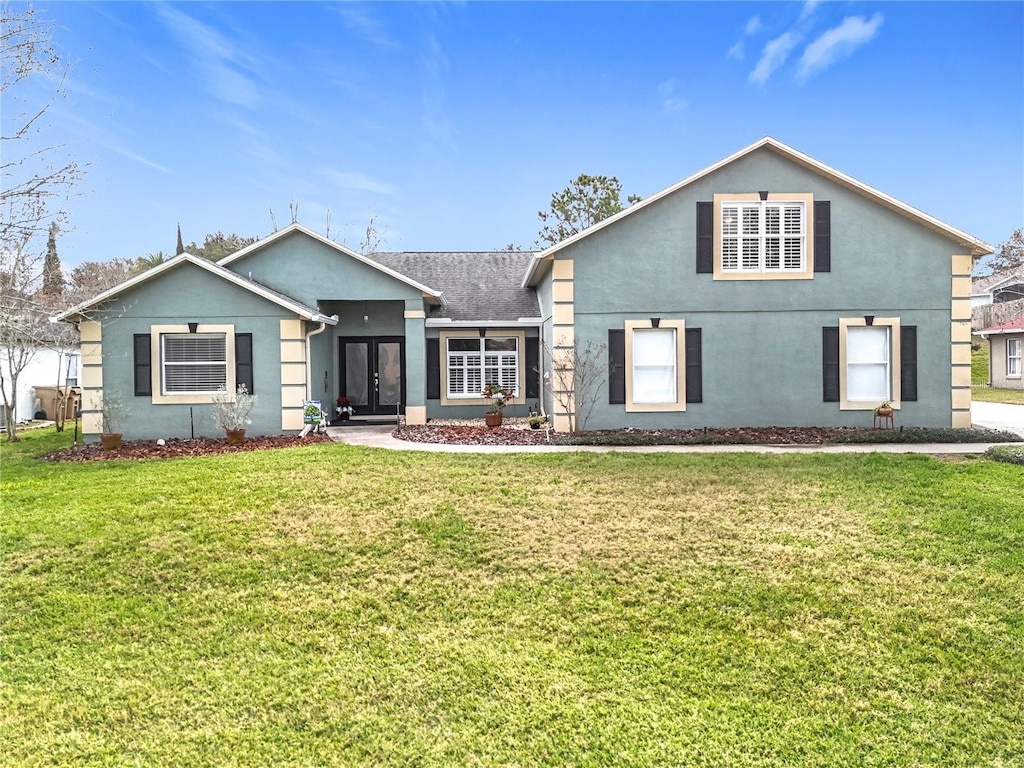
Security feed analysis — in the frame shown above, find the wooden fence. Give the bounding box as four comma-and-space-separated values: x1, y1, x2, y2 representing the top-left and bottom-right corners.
972, 298, 1024, 331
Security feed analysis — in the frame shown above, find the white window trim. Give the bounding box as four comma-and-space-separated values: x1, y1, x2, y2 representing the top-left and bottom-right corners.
1007, 337, 1022, 378
150, 324, 236, 405
624, 319, 686, 412
438, 329, 525, 406
713, 193, 814, 281
839, 317, 901, 410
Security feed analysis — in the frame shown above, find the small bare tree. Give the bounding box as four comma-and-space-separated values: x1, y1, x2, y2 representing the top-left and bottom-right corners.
546, 340, 608, 434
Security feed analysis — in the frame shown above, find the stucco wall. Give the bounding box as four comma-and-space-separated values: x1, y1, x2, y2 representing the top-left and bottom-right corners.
553, 146, 962, 428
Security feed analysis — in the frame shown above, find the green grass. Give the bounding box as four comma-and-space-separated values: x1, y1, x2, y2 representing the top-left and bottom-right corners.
3, 429, 1023, 767
972, 340, 989, 384
972, 384, 1024, 405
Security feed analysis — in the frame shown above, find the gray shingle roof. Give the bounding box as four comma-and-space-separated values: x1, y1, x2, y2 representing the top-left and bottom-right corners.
973, 265, 1024, 293
367, 251, 540, 322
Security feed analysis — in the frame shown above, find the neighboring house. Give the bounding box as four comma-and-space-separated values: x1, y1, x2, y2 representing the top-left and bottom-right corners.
977, 318, 1024, 390
0, 345, 81, 428
972, 266, 1024, 307
55, 137, 991, 441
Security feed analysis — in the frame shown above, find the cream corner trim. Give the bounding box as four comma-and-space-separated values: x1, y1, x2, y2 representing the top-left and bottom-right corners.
79, 321, 102, 343
951, 410, 972, 428
951, 254, 973, 277
280, 319, 304, 340
281, 409, 304, 431
404, 309, 427, 319
405, 406, 427, 425
552, 259, 574, 279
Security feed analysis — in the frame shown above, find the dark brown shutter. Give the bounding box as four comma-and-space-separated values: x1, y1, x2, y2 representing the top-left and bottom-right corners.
685, 328, 702, 403
608, 329, 625, 404
823, 326, 840, 402
235, 333, 254, 394
426, 338, 441, 400
525, 337, 540, 400
133, 334, 152, 396
901, 325, 917, 401
696, 202, 714, 274
814, 201, 831, 273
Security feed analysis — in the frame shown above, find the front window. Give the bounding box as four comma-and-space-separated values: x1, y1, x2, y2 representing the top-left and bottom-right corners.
721, 200, 805, 273
162, 334, 228, 395
632, 328, 677, 404
447, 336, 518, 398
846, 326, 891, 402
1008, 338, 1022, 377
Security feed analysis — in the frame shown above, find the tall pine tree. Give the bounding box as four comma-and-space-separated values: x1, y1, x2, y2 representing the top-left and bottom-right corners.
176, 223, 185, 255
42, 221, 64, 297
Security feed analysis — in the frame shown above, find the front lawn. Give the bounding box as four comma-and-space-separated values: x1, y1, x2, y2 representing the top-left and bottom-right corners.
3, 429, 1022, 767
972, 384, 1024, 405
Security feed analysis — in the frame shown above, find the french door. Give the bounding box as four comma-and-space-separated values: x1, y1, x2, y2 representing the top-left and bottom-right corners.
339, 337, 405, 415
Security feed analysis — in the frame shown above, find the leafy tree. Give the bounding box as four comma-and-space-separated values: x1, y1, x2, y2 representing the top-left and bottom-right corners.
537, 174, 640, 247
989, 228, 1024, 274
67, 258, 136, 302
185, 232, 257, 261
132, 251, 170, 275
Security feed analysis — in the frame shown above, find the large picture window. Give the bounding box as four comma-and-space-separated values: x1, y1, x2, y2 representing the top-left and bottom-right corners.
446, 336, 518, 398
161, 334, 228, 395
721, 200, 805, 273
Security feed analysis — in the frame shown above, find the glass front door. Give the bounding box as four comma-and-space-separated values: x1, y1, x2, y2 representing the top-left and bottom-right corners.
340, 337, 405, 415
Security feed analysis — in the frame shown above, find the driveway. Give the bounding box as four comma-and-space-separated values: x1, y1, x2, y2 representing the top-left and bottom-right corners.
972, 401, 1024, 438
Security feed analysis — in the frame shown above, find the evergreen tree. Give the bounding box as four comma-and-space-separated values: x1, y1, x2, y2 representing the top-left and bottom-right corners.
41, 221, 63, 296
176, 223, 184, 255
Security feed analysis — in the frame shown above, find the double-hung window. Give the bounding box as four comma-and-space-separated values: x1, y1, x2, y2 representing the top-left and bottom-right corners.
721, 200, 805, 273
845, 325, 891, 402
446, 336, 519, 398
161, 333, 228, 395
1008, 338, 1022, 378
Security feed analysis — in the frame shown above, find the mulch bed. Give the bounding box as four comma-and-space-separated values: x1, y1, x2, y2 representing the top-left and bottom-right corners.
40, 434, 332, 463
393, 425, 861, 446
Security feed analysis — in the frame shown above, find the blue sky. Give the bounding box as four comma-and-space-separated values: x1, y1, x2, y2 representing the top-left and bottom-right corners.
21, 1, 1024, 266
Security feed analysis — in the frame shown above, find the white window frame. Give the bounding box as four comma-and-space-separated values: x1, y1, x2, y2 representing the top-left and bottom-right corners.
624, 319, 686, 412
839, 317, 902, 410
439, 330, 524, 405
1007, 338, 1021, 378
713, 193, 814, 281
150, 324, 236, 404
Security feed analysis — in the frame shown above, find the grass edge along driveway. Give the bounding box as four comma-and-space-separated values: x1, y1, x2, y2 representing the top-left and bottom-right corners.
3, 429, 1022, 767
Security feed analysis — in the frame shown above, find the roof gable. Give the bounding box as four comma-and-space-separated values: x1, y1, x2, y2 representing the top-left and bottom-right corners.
524, 136, 993, 286
218, 223, 445, 305
53, 253, 338, 324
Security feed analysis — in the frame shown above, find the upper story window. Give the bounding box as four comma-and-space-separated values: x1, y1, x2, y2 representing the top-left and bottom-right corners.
712, 193, 814, 281
721, 200, 806, 273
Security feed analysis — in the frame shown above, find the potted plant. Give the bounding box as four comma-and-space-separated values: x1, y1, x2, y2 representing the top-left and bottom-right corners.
99, 389, 128, 450
874, 400, 894, 417
528, 413, 547, 430
211, 384, 257, 445
335, 396, 354, 421
482, 383, 513, 428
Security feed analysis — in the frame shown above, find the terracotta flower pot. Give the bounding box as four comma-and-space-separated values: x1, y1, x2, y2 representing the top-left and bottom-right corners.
226, 428, 246, 445
100, 433, 122, 451
484, 411, 503, 429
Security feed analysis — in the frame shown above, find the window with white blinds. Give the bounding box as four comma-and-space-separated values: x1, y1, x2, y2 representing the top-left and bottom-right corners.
631, 328, 677, 404
721, 200, 805, 272
162, 334, 228, 394
846, 326, 891, 402
446, 337, 518, 397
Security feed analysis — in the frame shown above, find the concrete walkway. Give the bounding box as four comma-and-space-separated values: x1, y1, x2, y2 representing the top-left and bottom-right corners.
326, 425, 1022, 455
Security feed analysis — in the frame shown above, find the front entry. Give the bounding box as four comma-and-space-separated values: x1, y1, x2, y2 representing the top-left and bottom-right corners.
339, 337, 405, 416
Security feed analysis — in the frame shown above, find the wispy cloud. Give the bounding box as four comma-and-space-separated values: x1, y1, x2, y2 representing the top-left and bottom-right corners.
657, 80, 688, 114
750, 32, 800, 85
799, 0, 823, 23
333, 4, 399, 50
153, 4, 263, 109
727, 15, 764, 61
797, 14, 884, 81
420, 34, 455, 152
